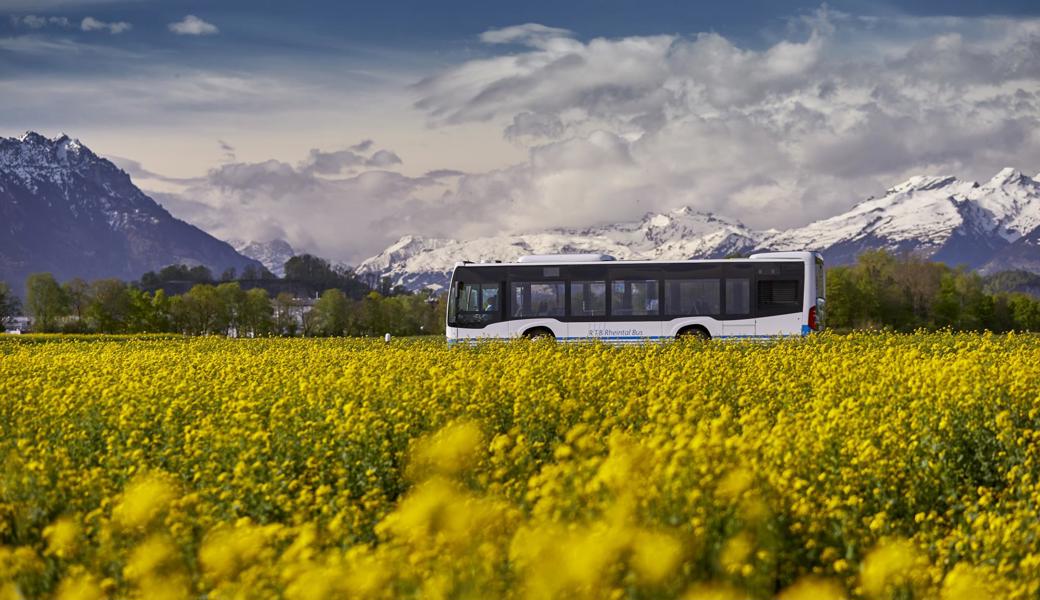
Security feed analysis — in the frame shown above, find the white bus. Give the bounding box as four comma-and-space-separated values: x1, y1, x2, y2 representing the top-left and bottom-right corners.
445, 251, 825, 342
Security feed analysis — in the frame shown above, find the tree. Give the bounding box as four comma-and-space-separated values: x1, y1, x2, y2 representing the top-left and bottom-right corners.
87, 279, 132, 333
215, 282, 245, 335
170, 284, 224, 335
126, 289, 173, 333
239, 288, 274, 337
283, 254, 370, 299
273, 292, 299, 336
25, 273, 67, 332
284, 254, 341, 289
0, 281, 20, 329
310, 289, 349, 336
62, 278, 91, 321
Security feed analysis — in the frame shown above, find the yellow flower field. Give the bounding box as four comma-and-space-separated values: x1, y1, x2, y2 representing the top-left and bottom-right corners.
1, 333, 1039, 599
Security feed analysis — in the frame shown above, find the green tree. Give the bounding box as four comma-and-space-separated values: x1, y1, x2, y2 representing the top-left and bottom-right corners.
126, 289, 174, 333
170, 284, 224, 335
1008, 294, 1040, 331
25, 273, 68, 332
239, 288, 274, 337
310, 289, 349, 336
86, 279, 131, 333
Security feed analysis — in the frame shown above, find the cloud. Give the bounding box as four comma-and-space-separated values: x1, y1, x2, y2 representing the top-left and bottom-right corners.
168, 15, 218, 36
480, 23, 575, 47
80, 16, 131, 34
10, 15, 71, 29
350, 139, 374, 152
217, 139, 236, 162
404, 13, 1040, 236
156, 145, 436, 264
298, 145, 403, 175
367, 149, 402, 167
504, 111, 564, 141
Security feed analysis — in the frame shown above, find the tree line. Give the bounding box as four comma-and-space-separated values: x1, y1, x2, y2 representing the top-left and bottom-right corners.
826, 250, 1040, 331
5, 249, 1040, 335
2, 273, 444, 337
138, 254, 379, 299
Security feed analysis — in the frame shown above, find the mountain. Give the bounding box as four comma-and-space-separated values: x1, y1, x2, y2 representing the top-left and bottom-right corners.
761, 168, 1040, 268
981, 224, 1040, 275
229, 239, 295, 277
356, 208, 762, 290
0, 132, 262, 293
360, 168, 1040, 290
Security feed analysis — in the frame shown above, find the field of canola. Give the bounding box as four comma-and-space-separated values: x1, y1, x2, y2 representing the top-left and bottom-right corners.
2, 333, 1040, 600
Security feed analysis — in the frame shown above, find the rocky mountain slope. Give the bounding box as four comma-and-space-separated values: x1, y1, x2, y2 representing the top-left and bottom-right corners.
359, 168, 1040, 290
0, 132, 262, 293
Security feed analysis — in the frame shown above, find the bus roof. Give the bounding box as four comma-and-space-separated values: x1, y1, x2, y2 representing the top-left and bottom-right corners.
455, 251, 821, 268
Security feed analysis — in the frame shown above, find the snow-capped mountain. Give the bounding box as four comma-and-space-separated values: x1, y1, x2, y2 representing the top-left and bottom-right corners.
0, 131, 263, 293
229, 239, 295, 277
360, 168, 1040, 290
357, 208, 762, 290
760, 168, 1040, 267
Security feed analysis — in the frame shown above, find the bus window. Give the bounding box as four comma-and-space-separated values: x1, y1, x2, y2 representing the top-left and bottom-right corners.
725, 279, 750, 315
665, 279, 720, 316
511, 282, 565, 318
611, 280, 659, 317
570, 281, 606, 317
452, 282, 501, 326
757, 280, 799, 311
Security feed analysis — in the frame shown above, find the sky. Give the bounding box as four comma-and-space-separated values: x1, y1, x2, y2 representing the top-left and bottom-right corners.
3, 0, 1040, 264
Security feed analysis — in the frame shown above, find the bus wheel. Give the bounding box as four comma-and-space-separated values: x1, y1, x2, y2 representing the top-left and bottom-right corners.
677, 326, 711, 341
524, 327, 556, 341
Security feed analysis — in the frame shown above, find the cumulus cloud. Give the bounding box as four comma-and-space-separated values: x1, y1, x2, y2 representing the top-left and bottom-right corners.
405, 11, 1040, 235
155, 142, 434, 262
81, 16, 131, 34
168, 15, 218, 36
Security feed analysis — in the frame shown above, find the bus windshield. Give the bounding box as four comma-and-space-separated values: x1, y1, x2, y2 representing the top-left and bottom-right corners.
449, 281, 500, 326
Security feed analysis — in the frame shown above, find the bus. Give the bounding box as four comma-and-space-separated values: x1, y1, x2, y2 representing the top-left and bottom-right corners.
445, 251, 825, 342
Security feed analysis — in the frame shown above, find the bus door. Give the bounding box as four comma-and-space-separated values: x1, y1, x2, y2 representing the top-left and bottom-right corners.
721, 275, 755, 337
567, 280, 606, 340
605, 279, 662, 341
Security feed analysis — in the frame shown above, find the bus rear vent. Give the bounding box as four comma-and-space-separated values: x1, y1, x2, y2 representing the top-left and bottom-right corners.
517, 253, 617, 263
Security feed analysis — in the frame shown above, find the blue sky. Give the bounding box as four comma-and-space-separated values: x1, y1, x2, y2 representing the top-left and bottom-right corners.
3, 1, 1040, 262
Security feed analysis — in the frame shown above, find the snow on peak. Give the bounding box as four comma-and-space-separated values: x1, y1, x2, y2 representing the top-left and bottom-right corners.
988, 167, 1025, 186
18, 131, 48, 144
231, 239, 295, 277
968, 169, 1040, 241
886, 175, 960, 195
1, 130, 114, 192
